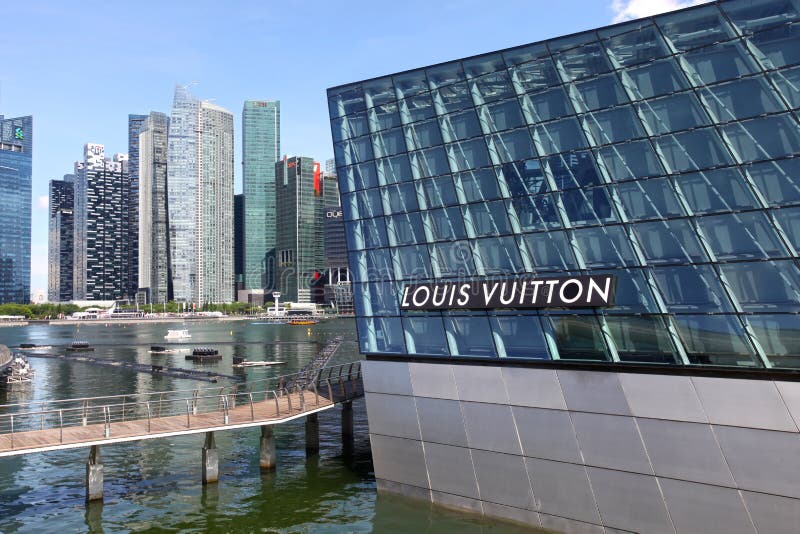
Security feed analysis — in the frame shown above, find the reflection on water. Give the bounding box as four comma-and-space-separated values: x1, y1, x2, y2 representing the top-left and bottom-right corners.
0, 320, 532, 532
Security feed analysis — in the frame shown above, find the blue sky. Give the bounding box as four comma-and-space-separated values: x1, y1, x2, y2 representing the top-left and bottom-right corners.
0, 0, 704, 296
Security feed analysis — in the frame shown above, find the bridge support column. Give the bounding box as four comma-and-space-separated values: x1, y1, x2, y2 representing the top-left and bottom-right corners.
86, 445, 103, 502
259, 426, 276, 470
341, 401, 354, 442
305, 413, 319, 455
202, 432, 219, 484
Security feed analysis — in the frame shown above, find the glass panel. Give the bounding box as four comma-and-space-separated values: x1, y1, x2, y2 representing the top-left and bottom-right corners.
745, 158, 800, 206
463, 200, 513, 237
749, 314, 800, 368
674, 167, 760, 214
584, 106, 646, 145
656, 5, 736, 51
637, 92, 710, 135
334, 136, 373, 166
463, 52, 506, 78
698, 211, 788, 260
511, 57, 560, 92
369, 102, 401, 132
616, 177, 685, 220
455, 168, 503, 202
357, 282, 401, 316
445, 315, 497, 357
392, 245, 432, 280
773, 206, 800, 248
404, 118, 443, 150
546, 315, 610, 361
721, 0, 800, 34
698, 77, 785, 123
603, 24, 671, 67
595, 268, 659, 314
533, 117, 588, 155
357, 317, 406, 354
654, 128, 735, 173
502, 159, 548, 196
673, 315, 759, 367
433, 82, 472, 114
331, 112, 368, 143
633, 219, 708, 264
386, 212, 425, 246
596, 140, 665, 181
504, 43, 549, 66
523, 231, 579, 272
426, 207, 468, 241
470, 70, 515, 103
403, 316, 449, 356
573, 74, 628, 112
606, 315, 679, 364
511, 195, 561, 232
328, 85, 365, 118
573, 225, 637, 268
439, 109, 482, 142
372, 127, 406, 158
427, 62, 465, 89
356, 188, 383, 219
520, 87, 573, 123
722, 114, 800, 163
350, 248, 393, 282
552, 41, 613, 81
681, 40, 760, 85
490, 314, 550, 359
472, 236, 524, 274
394, 70, 429, 99
770, 64, 800, 107
346, 217, 388, 250
446, 138, 491, 172
560, 187, 618, 226
489, 128, 536, 163
480, 99, 525, 132
419, 175, 459, 208
375, 154, 412, 185
410, 147, 450, 178
399, 93, 436, 124
363, 77, 396, 109
430, 241, 476, 277
623, 58, 690, 100
720, 260, 800, 311
652, 265, 735, 312
352, 162, 380, 191
340, 191, 357, 221
545, 151, 603, 190
749, 22, 800, 73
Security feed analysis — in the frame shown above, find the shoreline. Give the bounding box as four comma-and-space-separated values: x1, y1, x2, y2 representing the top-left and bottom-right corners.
26, 315, 352, 327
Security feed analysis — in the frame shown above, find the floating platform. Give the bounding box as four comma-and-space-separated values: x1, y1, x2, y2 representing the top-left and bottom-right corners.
66, 341, 94, 352
186, 348, 221, 362
232, 360, 286, 368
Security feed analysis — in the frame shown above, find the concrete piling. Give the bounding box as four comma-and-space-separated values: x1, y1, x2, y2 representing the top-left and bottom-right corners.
202, 431, 219, 484
259, 426, 276, 470
86, 445, 103, 502
341, 401, 354, 442
305, 413, 319, 455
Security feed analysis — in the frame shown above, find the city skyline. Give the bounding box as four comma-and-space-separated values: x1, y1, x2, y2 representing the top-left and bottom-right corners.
0, 0, 709, 297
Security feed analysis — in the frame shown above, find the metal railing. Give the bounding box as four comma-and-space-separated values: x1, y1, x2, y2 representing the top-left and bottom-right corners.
0, 361, 362, 450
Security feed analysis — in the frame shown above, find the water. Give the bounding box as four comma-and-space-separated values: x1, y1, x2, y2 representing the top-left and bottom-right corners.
0, 320, 535, 533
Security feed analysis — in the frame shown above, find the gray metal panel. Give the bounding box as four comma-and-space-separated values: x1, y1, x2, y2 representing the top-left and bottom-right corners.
423, 442, 480, 499
558, 370, 631, 416
692, 377, 798, 432
587, 467, 675, 534
430, 490, 484, 515
619, 373, 707, 423
538, 513, 605, 534
570, 413, 653, 475
659, 478, 756, 534
741, 491, 800, 534
775, 381, 800, 431
461, 401, 523, 455
375, 478, 432, 503
526, 457, 601, 525
364, 392, 421, 440
370, 434, 430, 489
502, 367, 568, 410
409, 362, 459, 400
415, 397, 468, 447
482, 502, 541, 528
637, 418, 735, 487
363, 360, 413, 396
471, 449, 535, 510
714, 425, 800, 499
513, 406, 583, 464
452, 364, 510, 404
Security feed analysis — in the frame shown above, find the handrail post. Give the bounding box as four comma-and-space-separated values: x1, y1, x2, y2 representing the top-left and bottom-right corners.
223, 396, 229, 425
300, 389, 305, 411
286, 390, 293, 413
273, 391, 280, 416
249, 393, 254, 421
40, 402, 45, 431
146, 401, 152, 433
313, 382, 319, 406
103, 406, 110, 438
158, 393, 163, 417
122, 397, 126, 423
186, 399, 191, 428
10, 414, 13, 449
59, 410, 63, 443
326, 379, 333, 401
82, 400, 88, 426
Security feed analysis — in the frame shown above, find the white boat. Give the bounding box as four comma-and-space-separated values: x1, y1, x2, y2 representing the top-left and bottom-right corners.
164, 329, 191, 340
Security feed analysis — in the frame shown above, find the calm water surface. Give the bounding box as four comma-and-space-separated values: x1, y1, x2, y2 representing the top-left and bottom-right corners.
0, 319, 535, 533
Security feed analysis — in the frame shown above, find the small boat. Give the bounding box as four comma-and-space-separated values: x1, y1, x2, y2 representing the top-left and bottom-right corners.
66, 341, 94, 352
288, 319, 318, 325
186, 347, 221, 362
150, 345, 169, 353
165, 329, 191, 340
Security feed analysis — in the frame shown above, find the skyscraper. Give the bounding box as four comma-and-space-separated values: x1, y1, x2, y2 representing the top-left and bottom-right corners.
48, 175, 74, 302
0, 115, 32, 304
126, 114, 147, 300
234, 193, 245, 295
275, 156, 325, 302
73, 144, 129, 301
167, 85, 234, 304
242, 100, 280, 291
138, 112, 171, 304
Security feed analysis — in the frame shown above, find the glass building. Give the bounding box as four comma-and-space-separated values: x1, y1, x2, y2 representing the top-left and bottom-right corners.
330, 0, 800, 371
48, 175, 74, 303
0, 115, 31, 304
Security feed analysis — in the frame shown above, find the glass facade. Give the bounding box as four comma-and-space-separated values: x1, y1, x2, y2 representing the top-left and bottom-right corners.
0, 115, 31, 304
329, 0, 800, 370
48, 175, 74, 302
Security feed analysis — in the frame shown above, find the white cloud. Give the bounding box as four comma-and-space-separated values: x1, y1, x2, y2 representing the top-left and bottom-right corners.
36, 195, 48, 210
610, 0, 712, 23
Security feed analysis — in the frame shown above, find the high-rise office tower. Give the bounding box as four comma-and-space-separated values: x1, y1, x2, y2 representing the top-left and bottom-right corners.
275, 156, 325, 303
73, 144, 129, 300
127, 114, 147, 300
234, 193, 245, 295
167, 85, 234, 304
242, 100, 280, 291
322, 169, 352, 312
48, 175, 74, 302
138, 112, 171, 304
0, 115, 32, 304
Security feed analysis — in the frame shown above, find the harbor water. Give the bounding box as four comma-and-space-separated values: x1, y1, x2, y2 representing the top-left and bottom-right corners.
0, 319, 535, 533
